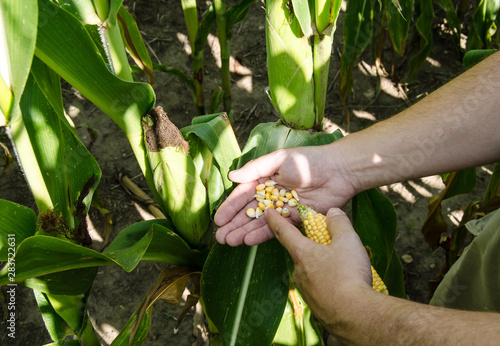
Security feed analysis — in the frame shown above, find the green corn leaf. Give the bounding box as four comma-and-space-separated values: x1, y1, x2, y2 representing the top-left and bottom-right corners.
0, 199, 36, 260
182, 113, 241, 217
353, 189, 405, 298
466, 0, 500, 50
0, 0, 37, 123
117, 5, 154, 83
0, 219, 207, 287
227, 0, 257, 29
181, 113, 241, 190
463, 48, 498, 68
237, 122, 342, 169
385, 0, 414, 56
339, 0, 373, 105
25, 268, 98, 296
266, 0, 315, 129
202, 240, 289, 346
406, 0, 434, 82
34, 290, 74, 342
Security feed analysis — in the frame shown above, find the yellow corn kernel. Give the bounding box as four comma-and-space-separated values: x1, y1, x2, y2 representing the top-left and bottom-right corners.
272, 188, 280, 196
256, 183, 266, 191
265, 203, 275, 209
281, 208, 290, 217
276, 200, 284, 208
285, 192, 293, 199
297, 204, 389, 295
258, 201, 266, 210
291, 190, 300, 201
265, 192, 271, 200
276, 207, 283, 214
246, 208, 256, 218
279, 189, 286, 197
265, 186, 274, 193
265, 179, 277, 187
255, 190, 265, 197
279, 196, 289, 203
255, 207, 263, 218
288, 198, 297, 207
270, 194, 279, 201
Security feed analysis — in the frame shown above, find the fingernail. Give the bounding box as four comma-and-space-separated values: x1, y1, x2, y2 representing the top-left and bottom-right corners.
327, 208, 345, 217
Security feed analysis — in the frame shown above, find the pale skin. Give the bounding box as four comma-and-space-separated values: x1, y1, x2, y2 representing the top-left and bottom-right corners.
215, 51, 500, 343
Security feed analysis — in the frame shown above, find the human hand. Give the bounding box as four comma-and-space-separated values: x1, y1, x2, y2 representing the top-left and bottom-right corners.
214, 145, 359, 246
266, 207, 373, 331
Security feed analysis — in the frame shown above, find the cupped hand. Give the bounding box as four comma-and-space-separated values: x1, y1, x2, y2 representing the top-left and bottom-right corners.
214, 145, 358, 246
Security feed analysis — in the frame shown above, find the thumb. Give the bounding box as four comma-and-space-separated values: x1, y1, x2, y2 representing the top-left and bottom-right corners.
228, 150, 287, 183
325, 208, 356, 238
265, 208, 309, 259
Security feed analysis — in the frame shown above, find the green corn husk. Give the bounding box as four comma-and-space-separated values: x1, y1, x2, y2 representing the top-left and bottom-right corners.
266, 0, 315, 129
265, 0, 341, 131
143, 107, 209, 247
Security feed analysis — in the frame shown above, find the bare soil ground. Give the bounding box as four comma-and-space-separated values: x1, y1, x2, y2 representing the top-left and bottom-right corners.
0, 1, 493, 345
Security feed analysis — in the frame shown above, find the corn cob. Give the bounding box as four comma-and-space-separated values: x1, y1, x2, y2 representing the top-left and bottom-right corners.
297, 204, 389, 295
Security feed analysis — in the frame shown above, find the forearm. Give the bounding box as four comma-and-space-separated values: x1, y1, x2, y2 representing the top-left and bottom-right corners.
334, 51, 500, 192
324, 287, 500, 345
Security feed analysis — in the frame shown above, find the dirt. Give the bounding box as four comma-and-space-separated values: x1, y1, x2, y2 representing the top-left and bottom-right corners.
0, 1, 493, 345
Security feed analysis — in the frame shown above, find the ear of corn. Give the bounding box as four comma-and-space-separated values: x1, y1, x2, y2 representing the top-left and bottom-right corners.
297, 204, 389, 295
143, 108, 209, 247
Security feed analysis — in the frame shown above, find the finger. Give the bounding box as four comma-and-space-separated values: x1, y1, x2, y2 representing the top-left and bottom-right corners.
214, 182, 258, 227
325, 208, 355, 238
228, 150, 287, 183
221, 216, 269, 246
266, 208, 309, 260
242, 225, 276, 246
215, 204, 260, 244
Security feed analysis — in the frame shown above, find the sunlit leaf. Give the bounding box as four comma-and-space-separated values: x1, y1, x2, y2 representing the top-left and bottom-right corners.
0, 0, 37, 122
